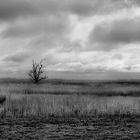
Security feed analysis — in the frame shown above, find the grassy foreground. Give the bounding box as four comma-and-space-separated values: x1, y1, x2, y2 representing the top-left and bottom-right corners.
1, 94, 140, 117
1, 79, 140, 139
0, 79, 140, 117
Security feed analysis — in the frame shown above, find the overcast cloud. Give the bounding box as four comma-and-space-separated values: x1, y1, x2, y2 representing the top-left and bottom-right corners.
0, 0, 140, 79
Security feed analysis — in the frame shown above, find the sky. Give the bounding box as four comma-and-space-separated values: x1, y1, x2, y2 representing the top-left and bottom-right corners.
0, 0, 140, 80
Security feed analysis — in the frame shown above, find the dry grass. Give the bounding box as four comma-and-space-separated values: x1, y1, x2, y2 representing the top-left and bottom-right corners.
1, 79, 140, 96
1, 94, 140, 117
1, 80, 140, 139
1, 79, 140, 117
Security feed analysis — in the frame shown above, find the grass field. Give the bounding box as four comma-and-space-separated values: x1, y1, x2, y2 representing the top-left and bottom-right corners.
1, 79, 140, 139
1, 78, 140, 96
0, 79, 140, 116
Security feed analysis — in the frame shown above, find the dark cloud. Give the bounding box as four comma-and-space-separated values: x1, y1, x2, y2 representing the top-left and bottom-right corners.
0, 0, 36, 21
2, 15, 69, 38
36, 0, 97, 16
1, 0, 139, 39
0, 0, 138, 22
0, 0, 97, 21
89, 18, 140, 51
0, 0, 99, 21
3, 52, 29, 63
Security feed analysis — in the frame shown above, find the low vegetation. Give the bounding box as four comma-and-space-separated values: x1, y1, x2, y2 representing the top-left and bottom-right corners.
0, 79, 140, 117
2, 94, 140, 117
1, 79, 140, 139
1, 79, 140, 96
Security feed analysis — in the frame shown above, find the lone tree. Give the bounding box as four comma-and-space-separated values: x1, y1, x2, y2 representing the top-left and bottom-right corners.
28, 60, 47, 84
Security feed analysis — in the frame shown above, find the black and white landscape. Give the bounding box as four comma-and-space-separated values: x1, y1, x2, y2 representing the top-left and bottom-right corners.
1, 0, 140, 139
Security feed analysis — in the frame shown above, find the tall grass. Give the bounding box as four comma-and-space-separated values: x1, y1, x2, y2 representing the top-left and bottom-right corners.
2, 94, 140, 117
1, 80, 140, 117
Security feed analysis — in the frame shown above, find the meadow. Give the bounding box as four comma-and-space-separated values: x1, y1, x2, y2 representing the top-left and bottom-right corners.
0, 79, 140, 116
1, 79, 140, 139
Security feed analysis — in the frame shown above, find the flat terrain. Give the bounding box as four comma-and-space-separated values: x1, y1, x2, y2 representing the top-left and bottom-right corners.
1, 78, 140, 96
1, 115, 140, 140
1, 79, 140, 139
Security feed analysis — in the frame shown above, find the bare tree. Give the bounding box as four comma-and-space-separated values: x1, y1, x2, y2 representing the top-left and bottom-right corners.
28, 60, 47, 84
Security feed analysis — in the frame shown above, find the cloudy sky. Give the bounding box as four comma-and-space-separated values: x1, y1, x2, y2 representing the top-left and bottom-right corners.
1, 0, 140, 79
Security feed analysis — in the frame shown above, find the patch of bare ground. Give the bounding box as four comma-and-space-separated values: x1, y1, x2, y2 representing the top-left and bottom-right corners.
0, 115, 140, 140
